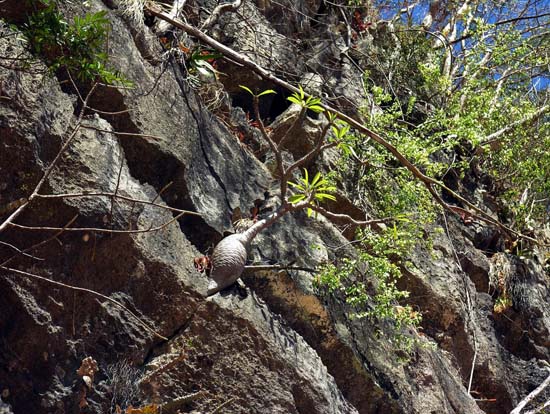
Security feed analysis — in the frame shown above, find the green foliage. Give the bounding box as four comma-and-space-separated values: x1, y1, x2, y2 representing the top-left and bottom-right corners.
312, 6, 548, 358
493, 295, 512, 314
20, 1, 129, 84
288, 169, 336, 217
314, 228, 422, 356
287, 85, 324, 113
359, 16, 549, 236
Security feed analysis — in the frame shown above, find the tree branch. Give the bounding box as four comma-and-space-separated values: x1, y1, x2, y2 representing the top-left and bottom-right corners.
252, 95, 286, 198
0, 241, 44, 262
450, 12, 550, 45
284, 122, 333, 180
80, 124, 165, 142
277, 106, 307, 152
511, 369, 550, 414
34, 192, 201, 217
480, 104, 549, 146
308, 204, 394, 227
244, 264, 317, 273
6, 211, 187, 234
0, 215, 78, 268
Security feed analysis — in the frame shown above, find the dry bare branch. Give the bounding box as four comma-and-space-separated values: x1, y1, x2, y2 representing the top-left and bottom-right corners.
0, 215, 78, 268
0, 265, 168, 340
511, 369, 550, 414
244, 264, 317, 273
308, 204, 394, 227
34, 192, 201, 217
80, 124, 165, 142
0, 241, 44, 262
7, 211, 188, 234
0, 83, 97, 233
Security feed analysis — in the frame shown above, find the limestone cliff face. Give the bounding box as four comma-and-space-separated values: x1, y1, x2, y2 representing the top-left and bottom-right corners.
0, 1, 549, 414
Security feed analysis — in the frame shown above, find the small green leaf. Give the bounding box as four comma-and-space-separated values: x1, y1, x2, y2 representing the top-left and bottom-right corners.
317, 185, 337, 193
239, 85, 254, 95
326, 111, 337, 123
298, 85, 305, 99
287, 181, 305, 191
308, 105, 325, 113
257, 89, 277, 97
287, 96, 302, 105
288, 194, 306, 204
310, 171, 322, 187
315, 193, 337, 201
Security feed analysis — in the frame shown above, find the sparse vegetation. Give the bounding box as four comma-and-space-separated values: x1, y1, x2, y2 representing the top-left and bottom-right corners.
19, 0, 129, 84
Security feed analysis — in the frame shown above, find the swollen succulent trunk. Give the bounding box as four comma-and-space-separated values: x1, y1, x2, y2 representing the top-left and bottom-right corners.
206, 205, 290, 295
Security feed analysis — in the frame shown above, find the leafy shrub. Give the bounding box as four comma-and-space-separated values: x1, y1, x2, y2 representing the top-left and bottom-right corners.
314, 227, 423, 357
20, 1, 129, 84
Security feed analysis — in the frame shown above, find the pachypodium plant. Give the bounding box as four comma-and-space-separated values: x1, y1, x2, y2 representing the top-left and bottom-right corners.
204, 84, 422, 358
206, 85, 358, 295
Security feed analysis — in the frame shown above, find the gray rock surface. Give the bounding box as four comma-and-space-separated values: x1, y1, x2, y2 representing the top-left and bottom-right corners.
0, 2, 549, 414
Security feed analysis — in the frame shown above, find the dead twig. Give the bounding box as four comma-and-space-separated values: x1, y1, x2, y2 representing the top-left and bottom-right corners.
209, 397, 236, 414
34, 192, 201, 217
7, 211, 188, 234
510, 368, 550, 414
0, 82, 98, 234
0, 266, 168, 341
0, 215, 78, 268
80, 124, 165, 142
0, 241, 44, 262
307, 205, 396, 227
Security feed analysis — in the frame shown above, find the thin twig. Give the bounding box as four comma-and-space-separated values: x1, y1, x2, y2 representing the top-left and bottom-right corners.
80, 124, 165, 142
0, 241, 44, 262
0, 215, 78, 268
308, 204, 394, 227
210, 397, 236, 414
480, 104, 549, 146
152, 181, 174, 203
0, 266, 168, 341
511, 369, 550, 414
0, 82, 97, 233
525, 399, 550, 414
110, 154, 126, 231
34, 192, 201, 216
244, 264, 317, 273
252, 96, 285, 198
7, 211, 188, 234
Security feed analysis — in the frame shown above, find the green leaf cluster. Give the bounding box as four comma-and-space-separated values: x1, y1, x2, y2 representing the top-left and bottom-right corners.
287, 85, 324, 113
187, 49, 223, 81
314, 229, 422, 356
288, 169, 336, 217
20, 1, 129, 85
